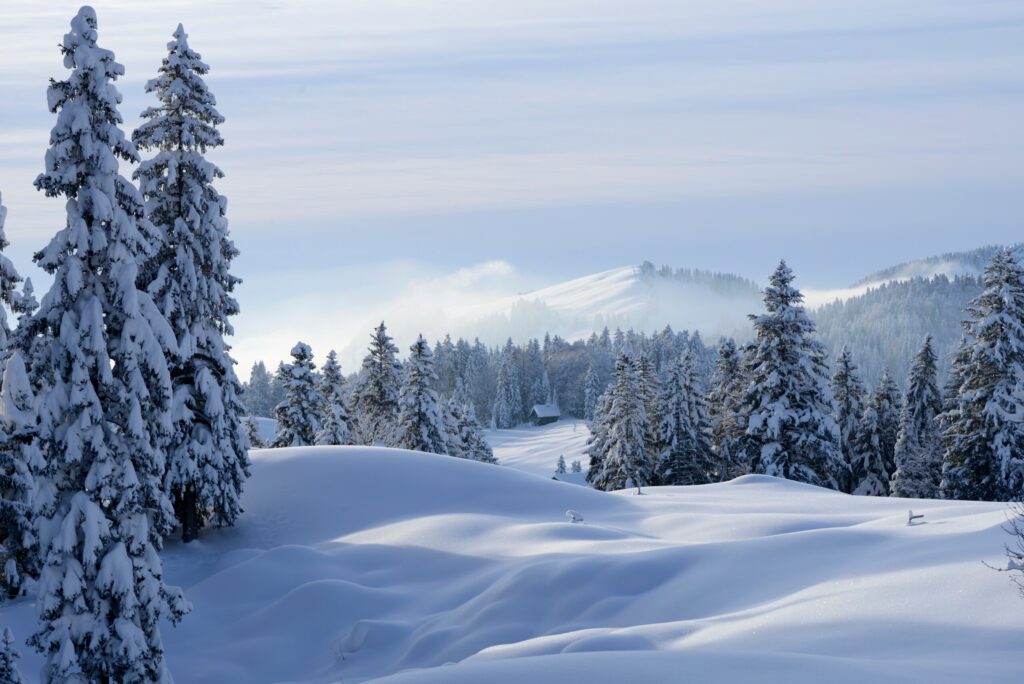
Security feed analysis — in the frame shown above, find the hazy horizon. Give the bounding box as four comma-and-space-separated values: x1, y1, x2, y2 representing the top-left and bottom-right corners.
2, 0, 1022, 370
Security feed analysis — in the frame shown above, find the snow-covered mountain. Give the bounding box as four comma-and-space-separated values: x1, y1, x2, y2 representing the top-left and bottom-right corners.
437, 262, 763, 346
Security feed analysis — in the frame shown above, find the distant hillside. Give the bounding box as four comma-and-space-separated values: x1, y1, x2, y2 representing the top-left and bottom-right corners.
812, 275, 982, 387
852, 245, 1019, 287
442, 262, 762, 346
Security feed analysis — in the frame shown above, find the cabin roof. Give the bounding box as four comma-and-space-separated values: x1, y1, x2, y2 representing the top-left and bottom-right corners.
530, 403, 560, 419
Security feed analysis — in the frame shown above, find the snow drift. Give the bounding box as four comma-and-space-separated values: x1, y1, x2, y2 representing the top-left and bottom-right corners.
2, 434, 1022, 682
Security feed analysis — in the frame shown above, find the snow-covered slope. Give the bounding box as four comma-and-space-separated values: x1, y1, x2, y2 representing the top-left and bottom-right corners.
439, 265, 762, 346
3, 427, 1021, 682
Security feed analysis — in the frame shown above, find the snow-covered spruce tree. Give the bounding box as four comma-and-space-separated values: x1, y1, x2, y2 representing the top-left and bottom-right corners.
442, 382, 495, 462
492, 344, 522, 429
134, 24, 249, 542
941, 249, 1024, 501
315, 350, 355, 446
0, 352, 44, 599
584, 389, 612, 484
273, 342, 322, 447
0, 194, 37, 352
656, 351, 715, 485
737, 261, 841, 488
28, 8, 188, 680
890, 336, 943, 498
555, 455, 567, 475
244, 415, 265, 449
0, 627, 24, 684
707, 338, 747, 480
851, 368, 902, 496
392, 335, 448, 454
244, 360, 275, 416
636, 354, 662, 463
583, 363, 602, 422
351, 322, 402, 444
830, 346, 866, 493
588, 353, 655, 492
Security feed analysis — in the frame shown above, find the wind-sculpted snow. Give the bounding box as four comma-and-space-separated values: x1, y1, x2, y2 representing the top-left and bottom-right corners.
3, 428, 1021, 682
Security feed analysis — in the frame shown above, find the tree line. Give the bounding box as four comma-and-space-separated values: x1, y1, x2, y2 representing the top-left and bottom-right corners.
586, 255, 1024, 505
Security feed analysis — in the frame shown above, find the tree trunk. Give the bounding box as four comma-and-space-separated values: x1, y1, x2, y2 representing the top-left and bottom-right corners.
179, 487, 200, 543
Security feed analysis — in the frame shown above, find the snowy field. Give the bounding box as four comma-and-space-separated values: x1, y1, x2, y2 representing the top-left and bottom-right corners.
3, 422, 1023, 682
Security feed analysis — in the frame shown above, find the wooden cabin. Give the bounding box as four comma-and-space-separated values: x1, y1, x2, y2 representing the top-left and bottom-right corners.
529, 403, 560, 426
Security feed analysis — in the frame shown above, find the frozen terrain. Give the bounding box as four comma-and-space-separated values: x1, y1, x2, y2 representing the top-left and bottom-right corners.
2, 422, 1022, 682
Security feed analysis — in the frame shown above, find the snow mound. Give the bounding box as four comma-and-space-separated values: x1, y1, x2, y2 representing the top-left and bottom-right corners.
3, 440, 1021, 683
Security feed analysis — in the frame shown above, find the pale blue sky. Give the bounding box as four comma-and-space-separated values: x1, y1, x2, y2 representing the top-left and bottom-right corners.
1, 0, 1022, 369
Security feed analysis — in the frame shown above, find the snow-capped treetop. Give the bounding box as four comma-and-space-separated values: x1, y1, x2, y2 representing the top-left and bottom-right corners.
134, 23, 223, 153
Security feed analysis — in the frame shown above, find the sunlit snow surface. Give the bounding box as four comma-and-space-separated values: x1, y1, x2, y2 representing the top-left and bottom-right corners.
3, 422, 1022, 682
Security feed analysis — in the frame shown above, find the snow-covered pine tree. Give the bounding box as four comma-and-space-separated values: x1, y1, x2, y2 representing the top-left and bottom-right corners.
656, 351, 715, 485
441, 381, 494, 462
0, 352, 44, 599
737, 261, 841, 488
890, 336, 943, 498
0, 194, 36, 353
584, 390, 612, 485
456, 399, 496, 463
492, 343, 522, 429
392, 335, 448, 454
244, 415, 265, 449
941, 249, 1024, 501
707, 338, 747, 480
244, 361, 275, 416
315, 350, 355, 446
830, 346, 866, 493
134, 24, 249, 542
0, 627, 24, 684
27, 8, 188, 680
555, 455, 567, 475
273, 342, 322, 447
588, 353, 654, 492
636, 354, 662, 464
351, 322, 402, 444
851, 368, 902, 496
583, 363, 602, 422
571, 459, 582, 473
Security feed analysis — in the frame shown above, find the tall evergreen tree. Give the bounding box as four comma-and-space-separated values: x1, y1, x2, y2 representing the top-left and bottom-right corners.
636, 354, 662, 461
392, 336, 448, 454
0, 628, 24, 684
737, 262, 841, 488
851, 368, 902, 496
244, 360, 275, 416
583, 363, 602, 422
273, 342, 322, 447
0, 352, 44, 598
941, 249, 1024, 501
27, 9, 188, 680
133, 23, 249, 542
492, 341, 522, 429
315, 350, 355, 446
588, 353, 654, 492
891, 336, 943, 498
656, 351, 715, 485
708, 338, 747, 480
830, 346, 866, 493
351, 322, 402, 444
